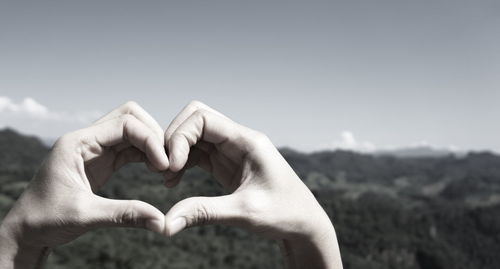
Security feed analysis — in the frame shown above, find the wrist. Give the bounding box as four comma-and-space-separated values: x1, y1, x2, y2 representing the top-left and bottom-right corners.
0, 216, 50, 269
282, 214, 336, 249
280, 209, 343, 269
281, 226, 342, 269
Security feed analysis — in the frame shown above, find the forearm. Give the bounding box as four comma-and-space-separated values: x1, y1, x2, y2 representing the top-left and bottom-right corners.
0, 218, 50, 269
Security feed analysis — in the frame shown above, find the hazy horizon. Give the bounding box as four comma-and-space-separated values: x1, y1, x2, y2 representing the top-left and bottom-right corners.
1, 1, 499, 153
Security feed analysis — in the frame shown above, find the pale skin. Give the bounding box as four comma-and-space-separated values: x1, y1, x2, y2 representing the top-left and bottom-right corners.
0, 101, 343, 269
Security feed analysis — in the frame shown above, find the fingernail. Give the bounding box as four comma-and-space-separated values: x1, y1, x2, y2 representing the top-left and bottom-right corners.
145, 218, 165, 234
162, 152, 170, 169
167, 218, 186, 236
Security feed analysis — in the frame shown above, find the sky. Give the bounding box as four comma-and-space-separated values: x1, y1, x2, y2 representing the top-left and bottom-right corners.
0, 0, 499, 153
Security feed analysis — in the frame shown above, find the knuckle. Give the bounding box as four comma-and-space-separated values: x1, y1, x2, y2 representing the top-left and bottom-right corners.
118, 113, 136, 123
192, 108, 208, 119
170, 132, 189, 147
115, 201, 143, 227
122, 101, 141, 113
53, 131, 86, 156
193, 205, 210, 226
54, 134, 71, 148
182, 198, 213, 228
248, 131, 271, 151
54, 132, 75, 148
187, 100, 206, 110
194, 108, 214, 127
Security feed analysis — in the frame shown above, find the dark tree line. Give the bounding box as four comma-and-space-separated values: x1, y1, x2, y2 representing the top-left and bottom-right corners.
1, 128, 500, 269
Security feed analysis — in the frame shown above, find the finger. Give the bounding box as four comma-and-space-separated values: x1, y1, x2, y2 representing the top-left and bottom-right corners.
163, 148, 238, 190
145, 159, 162, 173
87, 195, 166, 234
164, 194, 242, 236
94, 101, 164, 142
167, 109, 255, 172
164, 100, 227, 143
79, 114, 169, 170
163, 147, 211, 187
112, 145, 162, 173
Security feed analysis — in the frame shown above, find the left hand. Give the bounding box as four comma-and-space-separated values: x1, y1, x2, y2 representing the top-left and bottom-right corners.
0, 102, 169, 268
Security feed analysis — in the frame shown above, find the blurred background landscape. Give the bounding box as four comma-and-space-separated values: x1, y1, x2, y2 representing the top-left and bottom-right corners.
1, 1, 499, 268
1, 128, 500, 269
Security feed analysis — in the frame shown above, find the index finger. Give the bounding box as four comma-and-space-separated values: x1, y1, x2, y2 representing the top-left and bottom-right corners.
78, 114, 169, 171
164, 100, 228, 143
167, 108, 262, 172
95, 101, 164, 142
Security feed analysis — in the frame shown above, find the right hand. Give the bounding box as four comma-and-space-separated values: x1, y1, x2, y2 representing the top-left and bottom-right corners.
163, 101, 342, 269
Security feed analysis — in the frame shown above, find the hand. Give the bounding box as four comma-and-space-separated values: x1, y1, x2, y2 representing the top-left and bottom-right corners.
163, 101, 343, 269
0, 102, 169, 269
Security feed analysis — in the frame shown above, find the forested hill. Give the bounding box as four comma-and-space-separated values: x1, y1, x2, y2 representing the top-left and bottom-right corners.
1, 128, 500, 269
281, 147, 500, 208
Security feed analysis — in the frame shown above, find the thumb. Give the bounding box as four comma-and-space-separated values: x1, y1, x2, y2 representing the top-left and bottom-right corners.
87, 195, 166, 234
165, 195, 241, 236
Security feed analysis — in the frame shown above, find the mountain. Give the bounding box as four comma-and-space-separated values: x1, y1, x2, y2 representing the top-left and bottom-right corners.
1, 128, 500, 269
0, 128, 49, 168
375, 146, 458, 158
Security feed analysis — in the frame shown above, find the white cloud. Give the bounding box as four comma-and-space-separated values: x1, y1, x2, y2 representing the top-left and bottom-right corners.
332, 131, 376, 152
1, 96, 58, 120
329, 131, 466, 155
0, 96, 101, 123
410, 140, 462, 152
